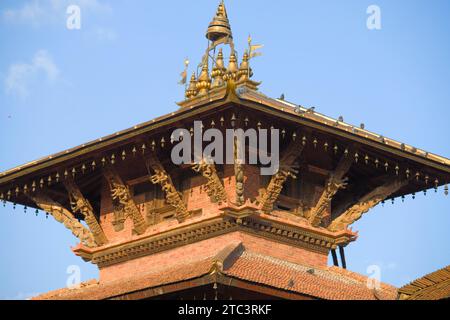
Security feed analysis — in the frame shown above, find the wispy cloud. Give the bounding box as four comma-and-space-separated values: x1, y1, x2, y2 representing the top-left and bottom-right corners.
4, 50, 60, 99
2, 0, 111, 27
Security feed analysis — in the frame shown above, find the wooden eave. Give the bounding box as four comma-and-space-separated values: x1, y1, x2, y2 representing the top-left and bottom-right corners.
0, 85, 449, 208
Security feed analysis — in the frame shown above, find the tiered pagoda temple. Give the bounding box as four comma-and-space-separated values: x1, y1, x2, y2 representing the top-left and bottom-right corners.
1, 2, 449, 300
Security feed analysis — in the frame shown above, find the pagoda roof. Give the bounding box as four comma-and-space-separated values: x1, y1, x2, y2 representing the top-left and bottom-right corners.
1, 84, 449, 206
33, 241, 398, 300
399, 265, 450, 300
1, 86, 449, 183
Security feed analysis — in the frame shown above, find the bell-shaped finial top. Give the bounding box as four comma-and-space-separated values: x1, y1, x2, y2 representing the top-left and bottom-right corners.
206, 1, 233, 43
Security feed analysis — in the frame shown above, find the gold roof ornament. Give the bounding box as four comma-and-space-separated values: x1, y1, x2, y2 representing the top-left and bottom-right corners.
238, 51, 253, 82
206, 0, 233, 49
211, 48, 227, 88
226, 51, 239, 80
196, 63, 211, 96
185, 73, 198, 99
181, 1, 261, 101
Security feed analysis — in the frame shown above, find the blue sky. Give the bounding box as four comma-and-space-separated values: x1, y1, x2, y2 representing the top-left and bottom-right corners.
0, 0, 449, 299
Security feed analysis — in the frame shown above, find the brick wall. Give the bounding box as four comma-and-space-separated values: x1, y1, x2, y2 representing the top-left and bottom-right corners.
99, 231, 328, 283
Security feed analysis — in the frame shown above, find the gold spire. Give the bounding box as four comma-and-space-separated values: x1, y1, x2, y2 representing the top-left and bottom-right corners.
238, 51, 253, 82
226, 51, 239, 80
206, 1, 233, 47
185, 73, 198, 99
211, 48, 226, 88
196, 63, 211, 96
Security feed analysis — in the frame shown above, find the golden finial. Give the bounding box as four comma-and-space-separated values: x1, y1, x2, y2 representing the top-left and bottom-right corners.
206, 1, 233, 48
196, 63, 211, 96
225, 51, 238, 80
238, 51, 253, 82
185, 73, 198, 99
211, 48, 226, 88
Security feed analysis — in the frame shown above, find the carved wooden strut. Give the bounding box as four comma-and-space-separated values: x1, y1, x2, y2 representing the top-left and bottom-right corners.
63, 177, 108, 245
146, 154, 190, 222
260, 166, 298, 213
328, 179, 408, 232
30, 192, 96, 247
307, 154, 353, 227
103, 165, 148, 235
192, 159, 227, 204
260, 139, 304, 213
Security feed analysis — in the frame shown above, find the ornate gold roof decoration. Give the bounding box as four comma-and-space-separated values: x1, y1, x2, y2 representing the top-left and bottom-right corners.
211, 48, 226, 88
206, 0, 233, 47
181, 1, 261, 102
185, 73, 198, 99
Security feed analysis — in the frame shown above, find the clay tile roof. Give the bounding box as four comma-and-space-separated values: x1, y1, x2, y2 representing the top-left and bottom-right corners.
223, 251, 398, 300
33, 242, 398, 300
33, 257, 215, 300
399, 265, 450, 300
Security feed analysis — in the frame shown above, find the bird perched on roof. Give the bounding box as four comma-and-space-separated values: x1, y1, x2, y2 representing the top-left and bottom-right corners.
279, 94, 285, 100
307, 107, 315, 114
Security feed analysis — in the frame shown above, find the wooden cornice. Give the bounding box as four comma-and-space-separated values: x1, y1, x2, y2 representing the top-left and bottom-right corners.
73, 214, 357, 268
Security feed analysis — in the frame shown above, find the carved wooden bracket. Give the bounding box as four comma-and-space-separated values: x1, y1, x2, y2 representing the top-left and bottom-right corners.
307, 154, 353, 227
259, 139, 305, 214
328, 179, 408, 232
192, 159, 227, 204
146, 154, 190, 223
30, 192, 97, 247
260, 166, 298, 213
63, 177, 108, 245
103, 165, 148, 235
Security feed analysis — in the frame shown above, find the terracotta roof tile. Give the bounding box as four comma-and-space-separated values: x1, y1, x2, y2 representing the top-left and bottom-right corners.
399, 265, 450, 300
34, 245, 398, 300
223, 251, 397, 300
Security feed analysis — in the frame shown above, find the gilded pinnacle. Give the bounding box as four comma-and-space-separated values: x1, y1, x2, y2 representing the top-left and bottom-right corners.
196, 64, 211, 95
185, 73, 198, 99
211, 48, 226, 88
238, 51, 253, 82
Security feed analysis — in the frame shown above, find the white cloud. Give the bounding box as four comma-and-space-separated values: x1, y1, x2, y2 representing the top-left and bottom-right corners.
4, 50, 60, 99
2, 0, 111, 26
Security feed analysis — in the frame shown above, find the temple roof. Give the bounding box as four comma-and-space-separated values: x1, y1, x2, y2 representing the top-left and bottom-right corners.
1, 85, 449, 206
399, 265, 450, 300
33, 241, 398, 300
